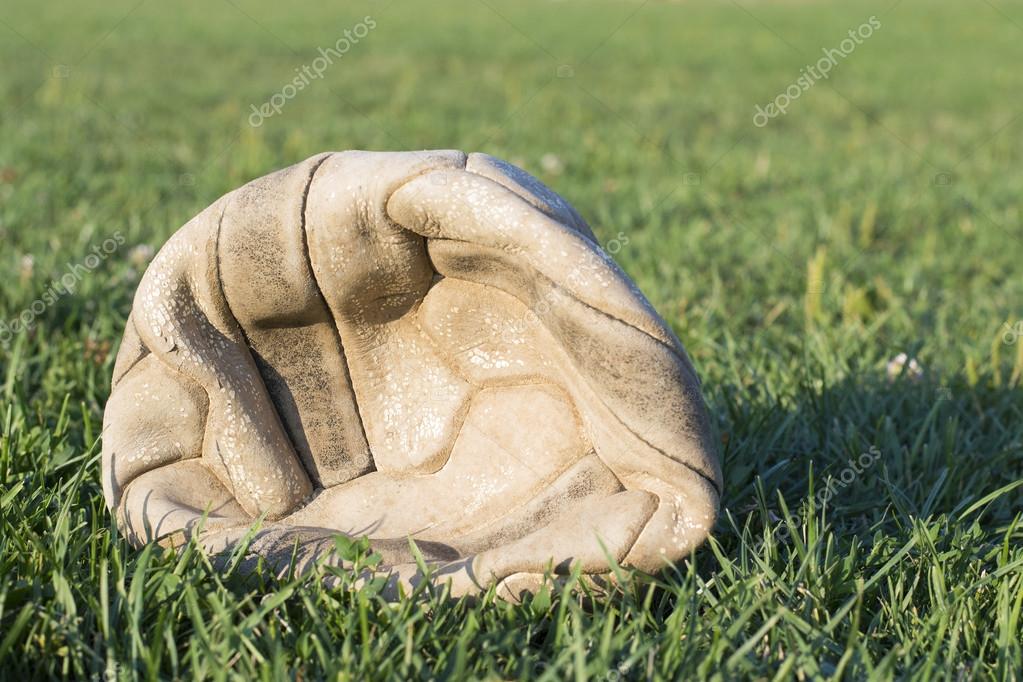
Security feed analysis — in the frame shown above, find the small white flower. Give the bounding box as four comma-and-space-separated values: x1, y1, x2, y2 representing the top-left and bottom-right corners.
129, 244, 155, 267
886, 352, 923, 381
540, 153, 563, 175
19, 254, 34, 280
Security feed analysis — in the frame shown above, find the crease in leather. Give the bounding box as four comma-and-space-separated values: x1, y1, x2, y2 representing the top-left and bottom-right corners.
110, 314, 150, 389
383, 173, 689, 367
212, 191, 313, 503
297, 152, 376, 482
445, 452, 627, 549
401, 237, 720, 495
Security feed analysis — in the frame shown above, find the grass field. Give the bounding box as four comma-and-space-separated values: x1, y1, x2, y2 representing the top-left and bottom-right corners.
2, 0, 1023, 678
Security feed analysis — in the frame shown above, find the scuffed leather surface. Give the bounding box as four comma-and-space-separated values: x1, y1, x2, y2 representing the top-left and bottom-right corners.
102, 150, 721, 600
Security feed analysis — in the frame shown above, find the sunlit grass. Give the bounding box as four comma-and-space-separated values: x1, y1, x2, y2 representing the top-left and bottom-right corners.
1, 0, 1022, 678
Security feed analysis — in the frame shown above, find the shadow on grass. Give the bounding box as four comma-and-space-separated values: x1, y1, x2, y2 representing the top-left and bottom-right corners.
710, 371, 1023, 555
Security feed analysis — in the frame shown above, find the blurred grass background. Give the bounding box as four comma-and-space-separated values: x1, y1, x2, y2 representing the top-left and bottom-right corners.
1, 0, 1022, 679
